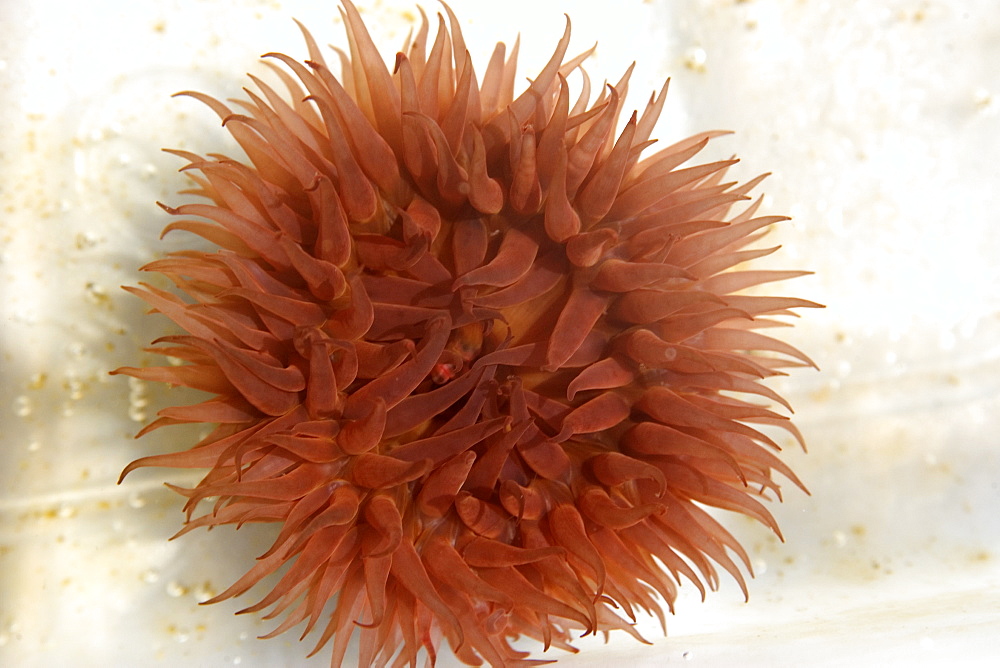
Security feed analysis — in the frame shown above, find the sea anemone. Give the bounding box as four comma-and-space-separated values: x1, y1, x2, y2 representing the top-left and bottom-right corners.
113, 1, 820, 665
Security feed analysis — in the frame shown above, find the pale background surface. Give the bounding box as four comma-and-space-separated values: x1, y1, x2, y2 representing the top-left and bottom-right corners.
2, 0, 999, 666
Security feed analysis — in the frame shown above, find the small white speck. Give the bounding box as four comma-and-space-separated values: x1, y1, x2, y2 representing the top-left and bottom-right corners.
973, 87, 996, 115
682, 46, 707, 72
128, 376, 149, 422
166, 581, 188, 597
74, 232, 100, 249
833, 530, 847, 547
194, 582, 216, 603
84, 282, 108, 305
14, 395, 32, 418
66, 377, 85, 401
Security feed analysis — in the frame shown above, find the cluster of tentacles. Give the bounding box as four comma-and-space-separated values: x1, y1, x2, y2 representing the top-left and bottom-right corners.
114, 1, 819, 666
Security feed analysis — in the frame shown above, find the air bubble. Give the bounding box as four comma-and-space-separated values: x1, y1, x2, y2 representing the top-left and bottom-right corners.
74, 232, 100, 250
14, 395, 32, 417
166, 581, 189, 597
128, 376, 149, 422
973, 87, 996, 115
67, 378, 85, 401
194, 581, 216, 603
682, 46, 707, 72
85, 282, 111, 306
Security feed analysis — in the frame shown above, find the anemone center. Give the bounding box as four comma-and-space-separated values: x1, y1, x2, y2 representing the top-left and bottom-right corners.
431, 321, 486, 384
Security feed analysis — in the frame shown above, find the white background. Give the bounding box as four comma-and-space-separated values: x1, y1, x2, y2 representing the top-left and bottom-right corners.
1, 0, 999, 666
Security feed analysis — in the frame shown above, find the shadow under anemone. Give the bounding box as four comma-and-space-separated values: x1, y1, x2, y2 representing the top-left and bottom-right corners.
112, 1, 822, 666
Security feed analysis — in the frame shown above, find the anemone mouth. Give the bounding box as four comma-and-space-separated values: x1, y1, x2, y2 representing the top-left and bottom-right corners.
112, 1, 820, 665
